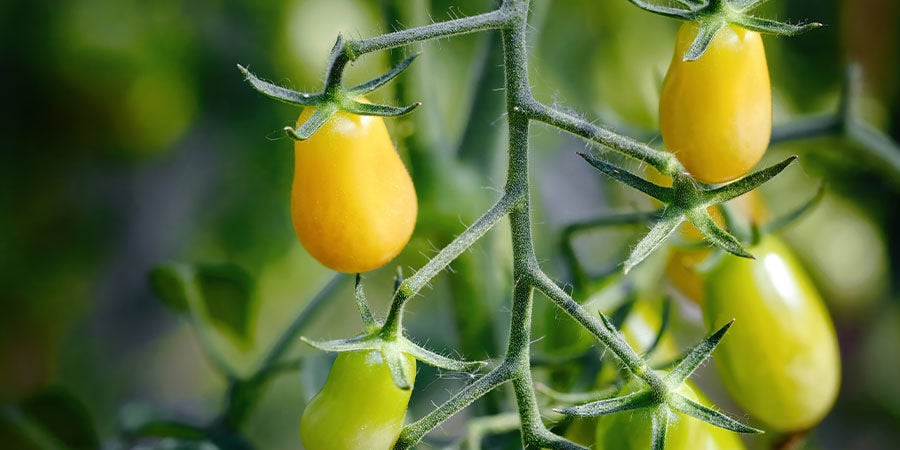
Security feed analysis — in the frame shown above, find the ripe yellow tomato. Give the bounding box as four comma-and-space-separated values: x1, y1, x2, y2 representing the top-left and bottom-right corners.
704, 236, 841, 431
659, 23, 772, 184
593, 380, 745, 450
300, 350, 416, 450
291, 107, 417, 273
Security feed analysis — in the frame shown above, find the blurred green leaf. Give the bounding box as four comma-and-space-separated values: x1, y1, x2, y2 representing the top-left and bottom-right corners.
0, 387, 99, 450
149, 265, 191, 313
195, 263, 255, 342
149, 263, 255, 343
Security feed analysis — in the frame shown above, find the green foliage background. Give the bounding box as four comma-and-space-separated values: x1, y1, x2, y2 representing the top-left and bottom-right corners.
1, 0, 898, 449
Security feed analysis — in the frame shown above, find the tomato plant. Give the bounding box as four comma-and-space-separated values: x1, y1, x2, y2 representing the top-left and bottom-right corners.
659, 22, 772, 184
704, 235, 841, 432
300, 350, 417, 450
291, 106, 417, 273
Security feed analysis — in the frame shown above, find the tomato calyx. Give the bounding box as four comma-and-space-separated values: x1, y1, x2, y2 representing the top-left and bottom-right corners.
238, 36, 420, 141
301, 275, 486, 390
579, 151, 797, 272
627, 0, 821, 61
557, 319, 762, 443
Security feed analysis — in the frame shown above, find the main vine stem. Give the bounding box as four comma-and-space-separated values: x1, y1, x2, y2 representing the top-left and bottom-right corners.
373, 1, 670, 448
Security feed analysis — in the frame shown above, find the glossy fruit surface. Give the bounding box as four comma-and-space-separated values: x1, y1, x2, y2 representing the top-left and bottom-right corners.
300, 350, 416, 450
593, 380, 745, 449
291, 107, 417, 273
704, 235, 841, 431
660, 23, 772, 184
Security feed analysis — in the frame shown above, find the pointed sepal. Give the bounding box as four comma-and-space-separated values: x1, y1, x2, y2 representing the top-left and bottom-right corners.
624, 208, 685, 274
401, 339, 487, 372
684, 209, 753, 259
669, 393, 763, 433
237, 64, 321, 106
348, 53, 420, 95
342, 100, 421, 117
625, 0, 694, 20
382, 344, 412, 390
284, 104, 338, 141
683, 21, 727, 62
665, 320, 733, 386
579, 152, 674, 203
558, 390, 657, 417
732, 14, 822, 36
701, 156, 798, 207
354, 274, 379, 333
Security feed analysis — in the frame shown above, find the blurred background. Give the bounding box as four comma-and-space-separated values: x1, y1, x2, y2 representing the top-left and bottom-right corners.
1, 0, 898, 449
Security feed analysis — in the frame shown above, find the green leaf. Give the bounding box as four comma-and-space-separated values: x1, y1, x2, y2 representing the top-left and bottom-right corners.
195, 263, 255, 342
0, 387, 100, 450
149, 264, 190, 313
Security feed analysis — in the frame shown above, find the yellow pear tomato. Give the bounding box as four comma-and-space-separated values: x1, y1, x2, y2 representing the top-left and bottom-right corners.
660, 23, 772, 184
291, 107, 417, 273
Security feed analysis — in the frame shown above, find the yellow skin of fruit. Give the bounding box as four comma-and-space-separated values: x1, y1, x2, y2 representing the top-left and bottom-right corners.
660, 23, 772, 184
300, 350, 417, 450
704, 236, 841, 432
593, 380, 746, 450
291, 107, 417, 273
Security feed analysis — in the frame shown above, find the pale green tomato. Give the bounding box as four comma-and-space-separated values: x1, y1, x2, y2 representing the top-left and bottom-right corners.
300, 350, 416, 450
704, 236, 841, 431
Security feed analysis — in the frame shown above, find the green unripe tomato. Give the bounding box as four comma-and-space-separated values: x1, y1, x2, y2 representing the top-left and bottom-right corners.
704, 235, 841, 432
300, 350, 416, 450
593, 380, 745, 449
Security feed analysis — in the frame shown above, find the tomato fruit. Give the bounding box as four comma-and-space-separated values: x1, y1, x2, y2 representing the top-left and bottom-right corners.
593, 380, 745, 449
300, 350, 417, 450
659, 23, 772, 184
704, 235, 840, 431
291, 107, 417, 273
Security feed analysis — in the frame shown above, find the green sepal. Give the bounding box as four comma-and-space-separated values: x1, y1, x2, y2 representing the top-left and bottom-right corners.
237, 64, 322, 107
301, 332, 487, 390
348, 53, 420, 95
669, 393, 763, 433
683, 21, 726, 62
402, 341, 487, 372
623, 208, 685, 274
626, 0, 821, 61
342, 99, 421, 117
664, 320, 733, 386
383, 344, 413, 390
579, 152, 674, 203
700, 156, 798, 207
354, 274, 380, 334
284, 104, 337, 141
625, 0, 693, 20
684, 208, 753, 259
732, 14, 822, 36
557, 390, 657, 417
